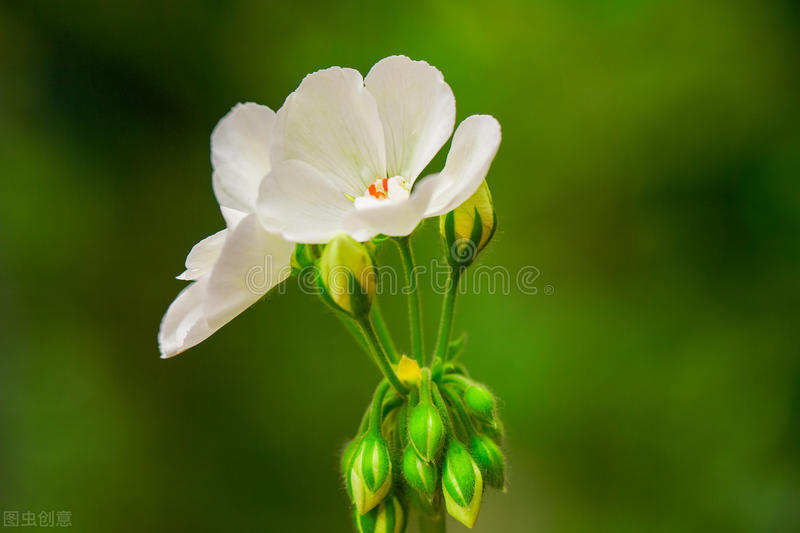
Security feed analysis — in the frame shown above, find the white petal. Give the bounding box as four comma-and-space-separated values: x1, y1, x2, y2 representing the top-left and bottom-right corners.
365, 55, 455, 182
423, 115, 501, 217
219, 206, 248, 229
258, 159, 355, 244
177, 229, 227, 280
204, 214, 294, 330
211, 102, 276, 214
158, 277, 216, 358
344, 184, 436, 240
271, 67, 386, 197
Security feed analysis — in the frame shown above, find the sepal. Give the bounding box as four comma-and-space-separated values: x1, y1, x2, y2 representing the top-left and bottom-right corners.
464, 383, 497, 423
442, 440, 483, 528
353, 493, 406, 533
469, 433, 506, 490
402, 446, 438, 498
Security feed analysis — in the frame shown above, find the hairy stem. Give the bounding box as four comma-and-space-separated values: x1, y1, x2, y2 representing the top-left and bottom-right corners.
371, 301, 399, 363
395, 236, 424, 365
358, 317, 409, 396
433, 266, 462, 367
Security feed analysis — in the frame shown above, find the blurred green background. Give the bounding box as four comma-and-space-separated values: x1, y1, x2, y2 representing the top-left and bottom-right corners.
2, 1, 799, 531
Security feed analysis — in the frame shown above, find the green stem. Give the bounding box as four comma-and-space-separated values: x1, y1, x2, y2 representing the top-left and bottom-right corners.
367, 380, 391, 435
419, 511, 446, 533
440, 384, 477, 438
395, 236, 424, 365
433, 266, 462, 367
358, 317, 409, 396
337, 314, 370, 356
431, 383, 454, 435
371, 301, 399, 363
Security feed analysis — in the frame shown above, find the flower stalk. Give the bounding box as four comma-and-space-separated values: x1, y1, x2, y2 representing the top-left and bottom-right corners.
394, 236, 424, 365
433, 265, 463, 368
357, 317, 409, 396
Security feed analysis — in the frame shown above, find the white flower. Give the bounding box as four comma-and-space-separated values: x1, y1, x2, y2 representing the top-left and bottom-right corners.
159, 103, 294, 358
257, 55, 502, 243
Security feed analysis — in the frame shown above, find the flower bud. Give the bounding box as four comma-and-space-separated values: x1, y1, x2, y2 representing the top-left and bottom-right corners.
318, 233, 375, 318
396, 355, 422, 387
353, 493, 406, 533
469, 434, 506, 490
290, 243, 321, 271
440, 181, 497, 267
442, 440, 484, 528
480, 419, 504, 446
349, 436, 393, 514
408, 403, 445, 462
464, 384, 496, 423
402, 446, 438, 498
341, 437, 360, 477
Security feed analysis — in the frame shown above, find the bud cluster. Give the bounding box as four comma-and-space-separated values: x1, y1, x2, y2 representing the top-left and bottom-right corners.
342, 367, 505, 530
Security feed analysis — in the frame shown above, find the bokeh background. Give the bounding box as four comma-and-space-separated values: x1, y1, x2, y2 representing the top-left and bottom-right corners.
2, 1, 799, 531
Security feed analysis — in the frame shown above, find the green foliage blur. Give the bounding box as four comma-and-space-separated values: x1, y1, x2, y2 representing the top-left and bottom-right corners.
1, 1, 798, 531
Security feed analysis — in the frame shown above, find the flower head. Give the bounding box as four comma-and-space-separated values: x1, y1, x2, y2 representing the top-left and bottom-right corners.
257, 55, 501, 243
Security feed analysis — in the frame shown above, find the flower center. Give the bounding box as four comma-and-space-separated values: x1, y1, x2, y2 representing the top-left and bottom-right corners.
360, 176, 410, 202
368, 178, 390, 200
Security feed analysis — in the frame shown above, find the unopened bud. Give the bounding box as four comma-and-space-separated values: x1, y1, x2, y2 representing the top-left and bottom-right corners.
408, 403, 445, 462
290, 243, 321, 271
349, 436, 393, 514
354, 493, 406, 533
440, 181, 497, 267
318, 233, 375, 318
442, 440, 483, 528
341, 438, 360, 477
402, 446, 438, 498
481, 419, 504, 446
469, 434, 506, 490
396, 355, 421, 387
464, 384, 496, 423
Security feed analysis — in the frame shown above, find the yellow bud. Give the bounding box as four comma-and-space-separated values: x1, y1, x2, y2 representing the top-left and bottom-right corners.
396, 355, 421, 386
440, 181, 497, 266
318, 233, 376, 317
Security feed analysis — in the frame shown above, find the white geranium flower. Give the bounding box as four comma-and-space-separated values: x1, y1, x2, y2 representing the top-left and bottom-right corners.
257, 55, 501, 243
159, 103, 294, 358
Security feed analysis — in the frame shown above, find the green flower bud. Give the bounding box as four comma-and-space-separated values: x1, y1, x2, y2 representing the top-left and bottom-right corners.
402, 446, 438, 498
480, 419, 504, 446
442, 440, 484, 528
349, 436, 393, 515
318, 233, 375, 318
440, 180, 497, 267
469, 433, 506, 490
290, 243, 321, 271
408, 403, 445, 462
353, 493, 406, 533
464, 384, 496, 423
341, 438, 360, 477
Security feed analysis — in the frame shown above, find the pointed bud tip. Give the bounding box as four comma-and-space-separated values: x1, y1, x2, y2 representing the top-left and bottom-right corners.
396, 355, 421, 386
